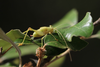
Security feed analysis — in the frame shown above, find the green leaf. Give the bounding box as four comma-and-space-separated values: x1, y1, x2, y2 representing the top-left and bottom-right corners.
67, 37, 88, 51
44, 33, 67, 49
6, 29, 31, 41
0, 28, 22, 67
0, 40, 11, 52
34, 12, 93, 52
45, 46, 66, 56
33, 39, 41, 47
52, 9, 78, 29
34, 34, 67, 56
59, 12, 94, 42
0, 29, 31, 52
34, 33, 88, 56
0, 38, 37, 61
34, 33, 67, 49
14, 38, 34, 45
1, 45, 38, 61
44, 34, 87, 51
0, 62, 16, 67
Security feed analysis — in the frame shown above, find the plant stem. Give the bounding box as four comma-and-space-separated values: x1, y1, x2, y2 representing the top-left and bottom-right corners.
36, 58, 42, 67
36, 44, 47, 67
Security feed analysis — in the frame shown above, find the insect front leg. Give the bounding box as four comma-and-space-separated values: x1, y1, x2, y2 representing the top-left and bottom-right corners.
18, 27, 36, 46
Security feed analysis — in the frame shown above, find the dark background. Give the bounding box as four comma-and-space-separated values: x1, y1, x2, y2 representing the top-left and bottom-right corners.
1, 0, 100, 67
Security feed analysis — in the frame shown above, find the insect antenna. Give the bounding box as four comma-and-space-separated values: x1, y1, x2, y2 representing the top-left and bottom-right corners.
69, 51, 72, 61
54, 28, 68, 47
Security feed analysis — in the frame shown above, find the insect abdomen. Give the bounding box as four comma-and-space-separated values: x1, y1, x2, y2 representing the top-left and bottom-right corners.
33, 26, 54, 37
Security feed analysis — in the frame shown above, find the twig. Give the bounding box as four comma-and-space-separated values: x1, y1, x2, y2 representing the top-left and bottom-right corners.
93, 18, 100, 26
42, 49, 71, 67
0, 46, 12, 57
36, 47, 44, 67
37, 58, 42, 67
40, 56, 54, 67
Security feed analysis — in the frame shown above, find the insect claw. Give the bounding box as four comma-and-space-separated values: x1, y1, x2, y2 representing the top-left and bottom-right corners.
18, 43, 23, 46
55, 56, 58, 58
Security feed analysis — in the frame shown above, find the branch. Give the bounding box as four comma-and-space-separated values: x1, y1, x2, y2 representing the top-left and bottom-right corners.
40, 56, 54, 67
42, 49, 71, 67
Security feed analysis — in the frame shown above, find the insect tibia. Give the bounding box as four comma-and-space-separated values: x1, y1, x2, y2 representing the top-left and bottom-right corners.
28, 27, 37, 32
53, 29, 57, 33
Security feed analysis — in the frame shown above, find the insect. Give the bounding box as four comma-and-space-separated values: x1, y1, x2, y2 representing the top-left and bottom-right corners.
18, 25, 72, 63
18, 25, 67, 47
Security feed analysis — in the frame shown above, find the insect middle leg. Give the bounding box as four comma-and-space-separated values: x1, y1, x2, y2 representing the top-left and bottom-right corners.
41, 34, 47, 47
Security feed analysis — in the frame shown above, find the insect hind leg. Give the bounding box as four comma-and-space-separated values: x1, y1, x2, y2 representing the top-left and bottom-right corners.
49, 32, 58, 41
